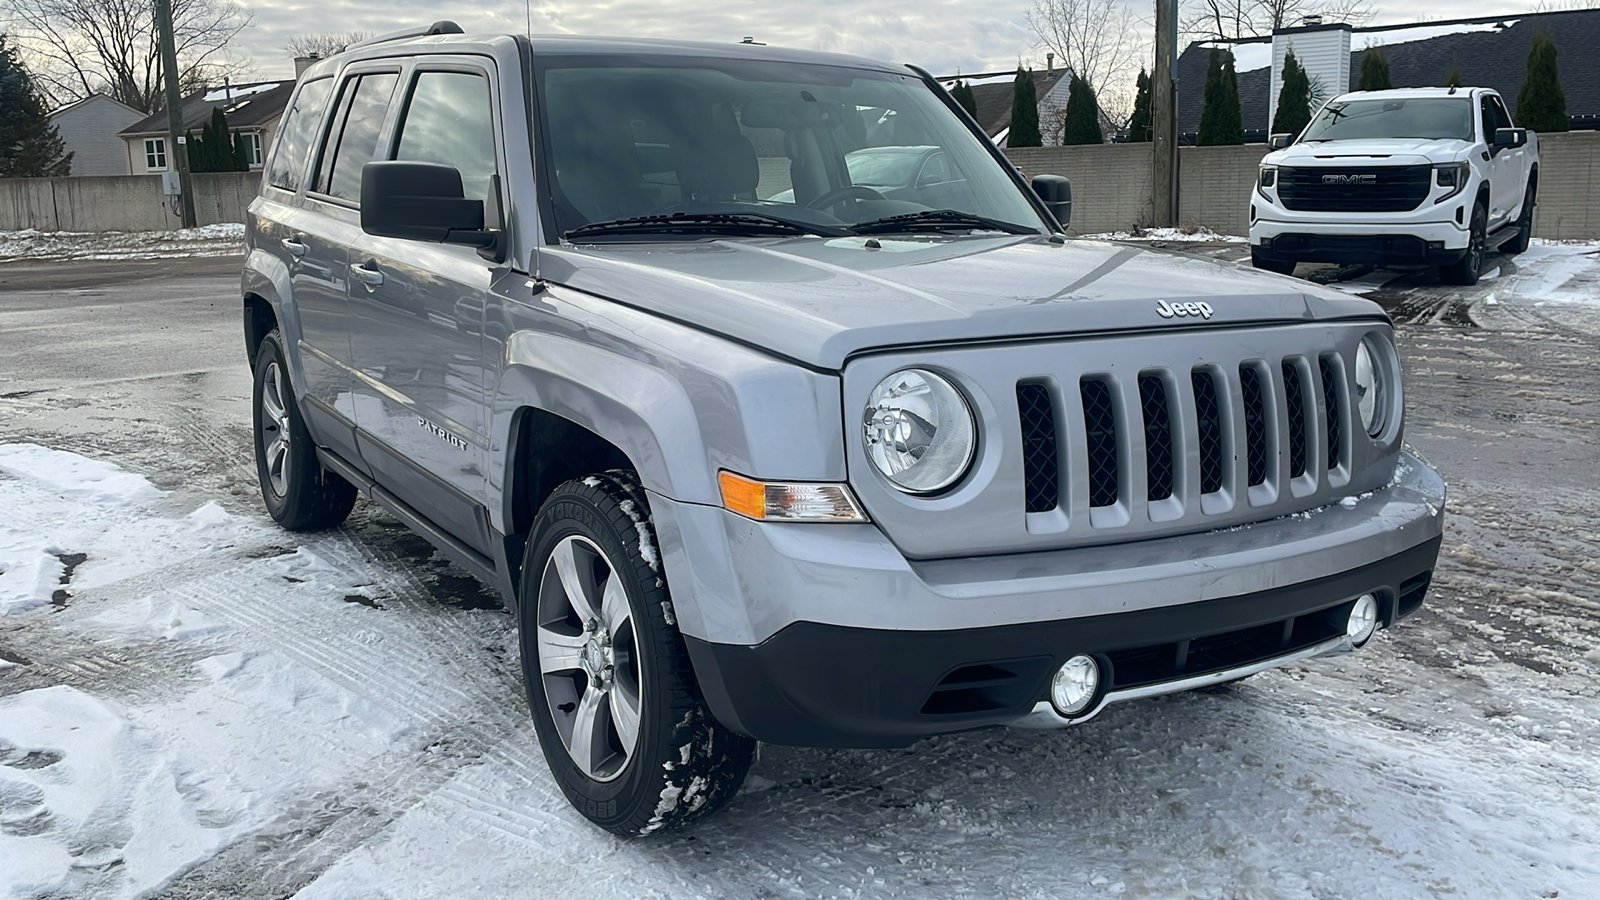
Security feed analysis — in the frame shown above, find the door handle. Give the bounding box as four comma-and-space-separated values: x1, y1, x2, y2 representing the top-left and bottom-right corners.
350, 261, 384, 287
280, 237, 307, 257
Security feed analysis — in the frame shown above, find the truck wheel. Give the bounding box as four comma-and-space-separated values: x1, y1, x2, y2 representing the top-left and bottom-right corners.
1503, 184, 1535, 256
1250, 249, 1295, 276
519, 470, 754, 836
1440, 202, 1487, 286
252, 329, 356, 530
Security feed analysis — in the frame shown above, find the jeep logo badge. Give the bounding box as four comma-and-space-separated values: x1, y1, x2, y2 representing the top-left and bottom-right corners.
1323, 173, 1378, 185
1156, 299, 1213, 320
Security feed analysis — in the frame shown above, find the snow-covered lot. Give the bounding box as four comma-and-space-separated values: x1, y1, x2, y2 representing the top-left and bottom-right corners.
2, 241, 1598, 898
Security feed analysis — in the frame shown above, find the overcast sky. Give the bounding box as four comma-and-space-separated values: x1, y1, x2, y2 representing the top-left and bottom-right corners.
238, 0, 1552, 82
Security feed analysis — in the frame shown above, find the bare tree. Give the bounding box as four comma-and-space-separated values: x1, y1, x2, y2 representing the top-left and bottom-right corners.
1027, 0, 1142, 128
1183, 0, 1375, 41
7, 0, 252, 111
285, 31, 371, 60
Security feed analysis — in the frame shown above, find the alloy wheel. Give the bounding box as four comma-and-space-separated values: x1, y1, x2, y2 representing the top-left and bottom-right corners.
259, 360, 291, 498
535, 535, 643, 782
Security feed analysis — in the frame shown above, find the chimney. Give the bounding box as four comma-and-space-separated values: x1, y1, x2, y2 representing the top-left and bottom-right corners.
294, 54, 319, 77
1047, 52, 1055, 75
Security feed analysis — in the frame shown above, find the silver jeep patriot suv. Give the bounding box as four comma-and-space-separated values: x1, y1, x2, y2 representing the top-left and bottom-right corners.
242, 22, 1446, 835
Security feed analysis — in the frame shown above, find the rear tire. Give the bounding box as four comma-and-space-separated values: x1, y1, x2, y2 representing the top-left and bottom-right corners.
1251, 249, 1296, 276
252, 329, 356, 530
1503, 183, 1535, 256
1440, 202, 1487, 286
519, 470, 754, 836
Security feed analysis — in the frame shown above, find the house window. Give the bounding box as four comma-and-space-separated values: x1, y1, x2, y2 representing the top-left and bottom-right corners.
144, 138, 167, 170
243, 131, 264, 168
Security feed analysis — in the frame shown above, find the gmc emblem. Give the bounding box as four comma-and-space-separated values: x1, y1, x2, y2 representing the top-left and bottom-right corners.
1323, 173, 1378, 185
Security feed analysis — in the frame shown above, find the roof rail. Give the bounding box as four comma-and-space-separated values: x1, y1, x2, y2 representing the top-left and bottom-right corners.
348, 21, 464, 49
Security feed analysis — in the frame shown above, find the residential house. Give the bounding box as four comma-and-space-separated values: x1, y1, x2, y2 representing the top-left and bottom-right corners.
1177, 8, 1600, 138
119, 80, 296, 174
938, 68, 1071, 146
47, 93, 145, 176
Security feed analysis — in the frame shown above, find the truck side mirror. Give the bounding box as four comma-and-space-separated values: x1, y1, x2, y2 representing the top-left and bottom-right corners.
360, 161, 497, 249
1493, 127, 1527, 149
1269, 133, 1293, 150
1031, 174, 1072, 230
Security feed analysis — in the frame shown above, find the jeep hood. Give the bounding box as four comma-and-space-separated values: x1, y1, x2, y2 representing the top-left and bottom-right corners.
1271, 137, 1472, 166
539, 236, 1383, 370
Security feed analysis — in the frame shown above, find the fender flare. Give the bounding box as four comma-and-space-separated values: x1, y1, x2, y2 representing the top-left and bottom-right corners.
487, 330, 720, 534
241, 248, 307, 390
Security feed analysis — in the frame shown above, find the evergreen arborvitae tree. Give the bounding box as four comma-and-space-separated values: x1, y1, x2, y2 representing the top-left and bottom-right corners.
1444, 61, 1462, 88
0, 34, 73, 177
1272, 48, 1313, 137
1060, 74, 1103, 145
1357, 48, 1392, 91
1127, 69, 1152, 142
1517, 30, 1568, 132
952, 80, 978, 119
1199, 50, 1244, 145
232, 130, 252, 170
1008, 67, 1042, 147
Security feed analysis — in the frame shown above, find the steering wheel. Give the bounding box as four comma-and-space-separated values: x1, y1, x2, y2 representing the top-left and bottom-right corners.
806, 185, 886, 210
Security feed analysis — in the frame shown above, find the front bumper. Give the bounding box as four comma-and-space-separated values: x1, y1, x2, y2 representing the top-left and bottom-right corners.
654, 451, 1446, 748
1250, 207, 1471, 265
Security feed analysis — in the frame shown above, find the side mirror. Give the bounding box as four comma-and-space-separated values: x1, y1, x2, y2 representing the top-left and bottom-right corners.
1269, 133, 1293, 150
1493, 127, 1527, 149
360, 161, 496, 248
1031, 174, 1072, 230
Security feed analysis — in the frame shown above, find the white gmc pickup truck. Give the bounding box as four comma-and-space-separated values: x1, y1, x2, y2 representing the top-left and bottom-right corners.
1250, 87, 1538, 286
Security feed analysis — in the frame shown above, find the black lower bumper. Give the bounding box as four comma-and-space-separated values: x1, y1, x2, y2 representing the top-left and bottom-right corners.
1257, 233, 1466, 266
685, 536, 1441, 748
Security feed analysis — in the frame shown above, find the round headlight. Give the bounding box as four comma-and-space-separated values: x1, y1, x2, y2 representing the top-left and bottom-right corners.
1353, 335, 1388, 436
862, 369, 976, 494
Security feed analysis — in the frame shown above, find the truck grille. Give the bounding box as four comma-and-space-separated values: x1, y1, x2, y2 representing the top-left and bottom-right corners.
1017, 353, 1348, 519
1277, 165, 1431, 213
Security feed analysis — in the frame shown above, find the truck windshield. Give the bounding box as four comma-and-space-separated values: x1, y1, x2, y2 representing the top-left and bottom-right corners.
533, 55, 1046, 239
1300, 97, 1473, 143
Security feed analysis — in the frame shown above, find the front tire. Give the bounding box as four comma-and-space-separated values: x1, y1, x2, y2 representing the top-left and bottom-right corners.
519, 470, 754, 835
1441, 202, 1487, 286
251, 329, 356, 530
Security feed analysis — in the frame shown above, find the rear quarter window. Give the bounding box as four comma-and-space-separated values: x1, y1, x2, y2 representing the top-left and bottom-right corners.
266, 77, 333, 192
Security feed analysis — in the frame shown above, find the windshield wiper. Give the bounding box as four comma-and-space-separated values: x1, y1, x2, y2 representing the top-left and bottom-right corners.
849, 209, 1039, 236
564, 212, 848, 241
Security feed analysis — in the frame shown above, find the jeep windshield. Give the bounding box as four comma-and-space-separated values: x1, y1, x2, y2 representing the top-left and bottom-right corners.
534, 55, 1047, 240
1300, 97, 1473, 143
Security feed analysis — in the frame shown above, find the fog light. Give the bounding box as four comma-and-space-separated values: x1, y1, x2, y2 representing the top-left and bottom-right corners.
1050, 655, 1101, 717
1347, 594, 1379, 646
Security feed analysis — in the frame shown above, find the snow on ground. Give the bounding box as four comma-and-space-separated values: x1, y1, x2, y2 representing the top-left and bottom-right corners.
1082, 227, 1248, 243
0, 225, 244, 263
1487, 240, 1600, 307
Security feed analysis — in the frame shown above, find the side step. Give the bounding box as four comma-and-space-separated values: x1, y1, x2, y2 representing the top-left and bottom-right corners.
1487, 224, 1523, 250
314, 446, 500, 590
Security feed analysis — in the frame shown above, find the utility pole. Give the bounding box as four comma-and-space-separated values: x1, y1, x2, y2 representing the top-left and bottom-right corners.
1152, 0, 1178, 227
155, 0, 196, 227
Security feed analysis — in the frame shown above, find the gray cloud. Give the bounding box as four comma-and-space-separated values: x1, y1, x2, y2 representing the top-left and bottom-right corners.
236, 0, 1544, 83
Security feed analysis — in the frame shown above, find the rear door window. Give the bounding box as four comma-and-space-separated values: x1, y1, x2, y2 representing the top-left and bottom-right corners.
267, 77, 333, 192
313, 72, 400, 203
392, 70, 498, 205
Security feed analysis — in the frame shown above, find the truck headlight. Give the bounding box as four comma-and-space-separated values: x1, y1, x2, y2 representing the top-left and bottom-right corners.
1354, 335, 1391, 436
863, 369, 976, 494
1433, 162, 1469, 203
1257, 165, 1277, 200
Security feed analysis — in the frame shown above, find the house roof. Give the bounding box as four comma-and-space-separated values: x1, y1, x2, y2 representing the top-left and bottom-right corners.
120, 80, 295, 136
48, 92, 143, 120
957, 70, 1069, 137
1178, 8, 1600, 134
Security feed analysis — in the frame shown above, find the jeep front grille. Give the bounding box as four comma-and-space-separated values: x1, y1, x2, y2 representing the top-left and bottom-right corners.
1276, 165, 1432, 213
1017, 350, 1351, 518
